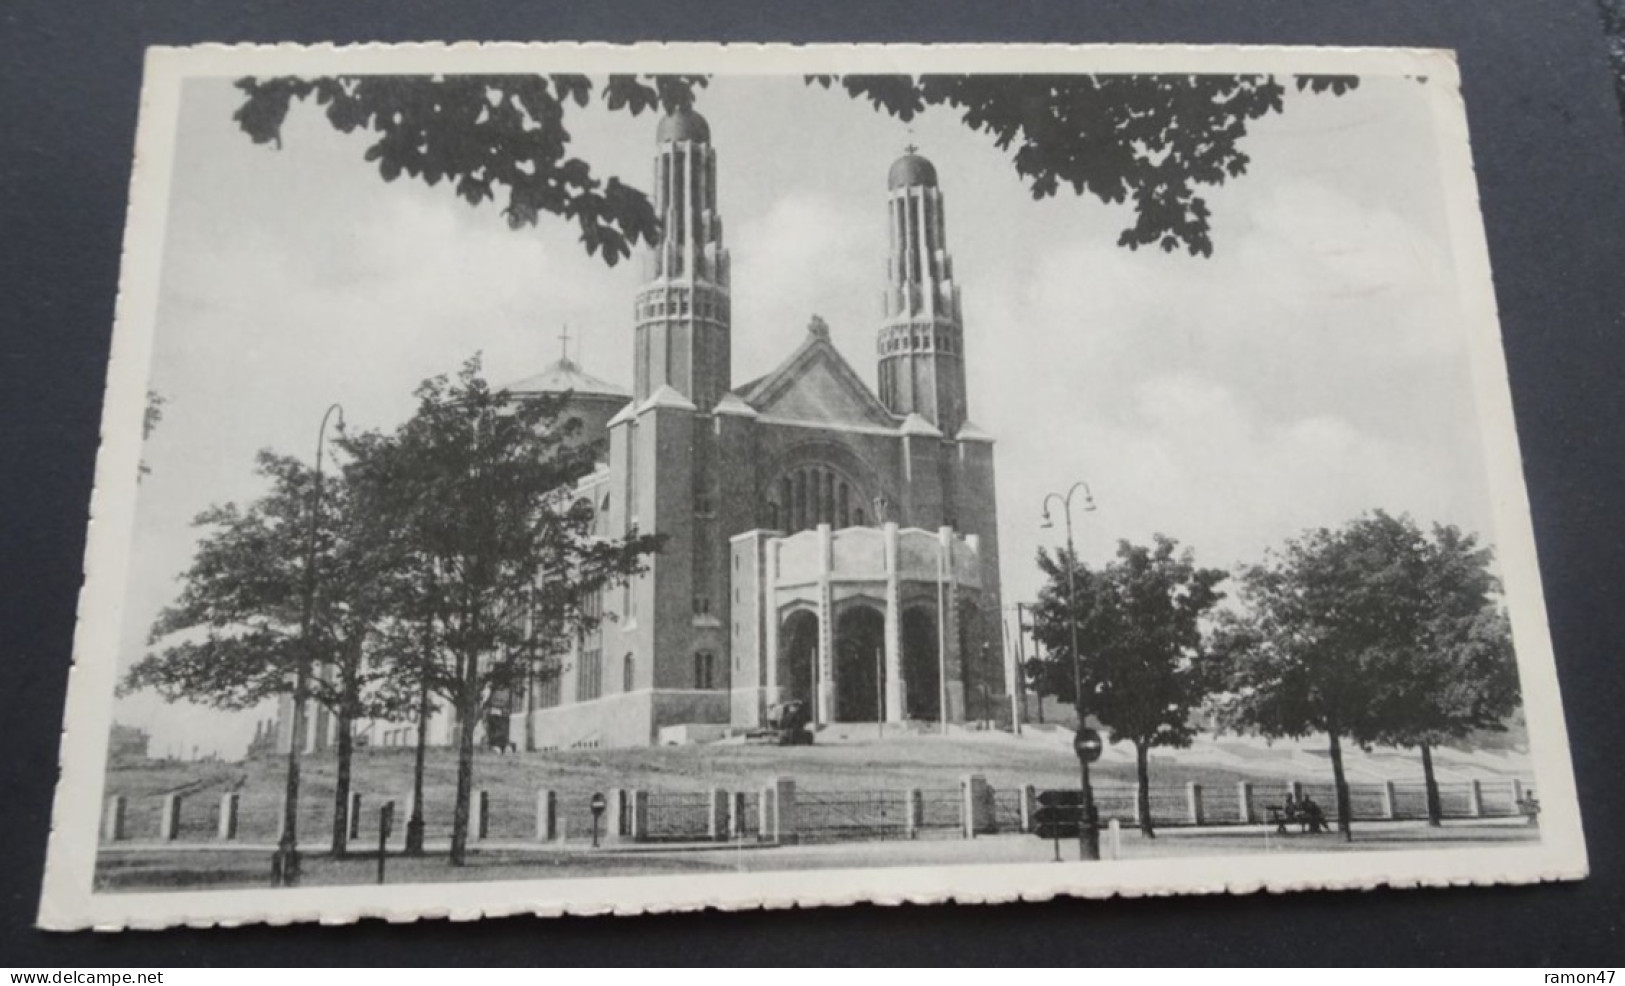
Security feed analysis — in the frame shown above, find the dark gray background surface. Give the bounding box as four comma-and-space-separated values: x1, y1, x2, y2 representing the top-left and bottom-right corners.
3, 0, 1623, 965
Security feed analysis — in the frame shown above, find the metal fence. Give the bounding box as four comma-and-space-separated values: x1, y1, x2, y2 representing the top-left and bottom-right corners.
100, 775, 1538, 847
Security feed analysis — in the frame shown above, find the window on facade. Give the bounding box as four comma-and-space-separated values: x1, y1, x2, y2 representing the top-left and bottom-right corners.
694, 651, 717, 690
693, 595, 712, 617
537, 671, 561, 710
576, 648, 603, 702
623, 654, 635, 693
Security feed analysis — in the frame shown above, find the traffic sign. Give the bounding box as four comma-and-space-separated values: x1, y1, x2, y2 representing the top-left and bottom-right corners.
1073, 727, 1103, 763
1037, 789, 1086, 808
589, 792, 607, 815
1034, 821, 1082, 840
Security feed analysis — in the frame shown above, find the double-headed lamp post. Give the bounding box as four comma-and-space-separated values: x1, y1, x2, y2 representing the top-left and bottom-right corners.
273, 402, 344, 888
1041, 481, 1100, 862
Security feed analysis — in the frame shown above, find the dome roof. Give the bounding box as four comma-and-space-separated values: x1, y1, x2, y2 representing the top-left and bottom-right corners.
888, 152, 938, 190
656, 108, 711, 144
503, 357, 630, 400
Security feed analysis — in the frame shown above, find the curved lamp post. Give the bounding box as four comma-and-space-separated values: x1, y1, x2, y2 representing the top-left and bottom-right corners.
1041, 481, 1100, 862
272, 402, 344, 887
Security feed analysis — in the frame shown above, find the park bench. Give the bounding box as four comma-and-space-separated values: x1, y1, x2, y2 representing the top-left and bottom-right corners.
1266, 803, 1329, 835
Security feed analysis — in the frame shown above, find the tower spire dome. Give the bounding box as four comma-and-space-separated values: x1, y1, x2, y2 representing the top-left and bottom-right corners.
877, 146, 965, 433
656, 106, 712, 144
888, 148, 938, 190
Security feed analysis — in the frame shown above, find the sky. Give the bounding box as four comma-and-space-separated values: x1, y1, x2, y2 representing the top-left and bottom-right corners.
115, 72, 1496, 758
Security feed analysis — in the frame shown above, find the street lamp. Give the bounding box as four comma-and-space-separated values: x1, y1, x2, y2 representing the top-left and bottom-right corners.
1041, 481, 1100, 862
272, 402, 344, 888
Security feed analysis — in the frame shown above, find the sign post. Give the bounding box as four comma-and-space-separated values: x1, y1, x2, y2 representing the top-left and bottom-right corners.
377, 801, 395, 885
1073, 726, 1103, 861
589, 791, 606, 849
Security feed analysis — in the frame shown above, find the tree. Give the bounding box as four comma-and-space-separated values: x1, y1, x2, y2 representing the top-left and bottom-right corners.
1370, 525, 1520, 826
1219, 511, 1433, 841
1031, 535, 1227, 836
379, 356, 661, 866
124, 448, 405, 856
233, 72, 1355, 261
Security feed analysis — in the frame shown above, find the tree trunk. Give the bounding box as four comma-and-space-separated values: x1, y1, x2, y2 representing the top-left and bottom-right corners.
1420, 741, 1443, 828
1133, 740, 1155, 838
448, 678, 479, 867
1328, 730, 1353, 842
405, 673, 431, 856
330, 710, 353, 857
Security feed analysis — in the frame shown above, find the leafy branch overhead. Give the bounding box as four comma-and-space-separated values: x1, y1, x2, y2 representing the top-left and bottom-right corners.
234, 74, 709, 266
234, 71, 1356, 261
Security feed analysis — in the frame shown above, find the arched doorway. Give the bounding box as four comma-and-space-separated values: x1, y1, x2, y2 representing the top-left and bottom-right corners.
901, 606, 941, 722
834, 605, 886, 722
780, 609, 819, 710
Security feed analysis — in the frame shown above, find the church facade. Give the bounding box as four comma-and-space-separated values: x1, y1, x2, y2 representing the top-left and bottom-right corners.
318, 108, 1007, 754
499, 108, 1007, 749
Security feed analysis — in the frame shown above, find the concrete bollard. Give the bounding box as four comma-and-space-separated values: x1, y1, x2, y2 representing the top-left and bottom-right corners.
905, 788, 924, 840
536, 789, 557, 842
1468, 779, 1484, 818
1108, 818, 1122, 859
159, 793, 183, 842
348, 792, 364, 840
960, 774, 991, 838
1020, 784, 1037, 834
102, 795, 127, 843
1382, 781, 1397, 820
1238, 782, 1255, 824
218, 793, 240, 841
471, 790, 490, 840
709, 788, 729, 842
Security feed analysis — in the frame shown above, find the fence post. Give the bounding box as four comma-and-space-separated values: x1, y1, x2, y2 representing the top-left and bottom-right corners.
472, 790, 489, 841
348, 792, 364, 841
1186, 783, 1204, 826
905, 788, 924, 840
1511, 778, 1526, 816
159, 793, 183, 842
709, 788, 729, 842
218, 793, 240, 841
631, 790, 649, 842
536, 789, 557, 842
102, 795, 127, 843
960, 774, 991, 838
758, 784, 775, 842
1468, 779, 1484, 818
1020, 784, 1037, 834
1237, 782, 1254, 824
1381, 781, 1397, 820
611, 789, 630, 841
1108, 818, 1122, 859
772, 778, 797, 844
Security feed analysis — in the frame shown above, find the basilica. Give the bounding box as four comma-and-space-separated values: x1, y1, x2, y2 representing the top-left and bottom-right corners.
330, 108, 1005, 752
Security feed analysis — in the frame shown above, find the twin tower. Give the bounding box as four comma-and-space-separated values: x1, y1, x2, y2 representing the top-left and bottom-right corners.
632, 108, 971, 434
508, 106, 1002, 749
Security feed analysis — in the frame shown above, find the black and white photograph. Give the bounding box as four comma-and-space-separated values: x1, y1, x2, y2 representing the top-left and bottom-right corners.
36, 42, 1586, 930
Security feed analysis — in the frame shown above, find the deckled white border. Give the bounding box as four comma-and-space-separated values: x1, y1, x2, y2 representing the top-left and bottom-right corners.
37, 42, 1588, 931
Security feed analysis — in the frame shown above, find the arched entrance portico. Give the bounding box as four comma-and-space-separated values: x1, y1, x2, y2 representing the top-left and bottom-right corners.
834, 604, 886, 722
902, 605, 941, 722
781, 609, 819, 712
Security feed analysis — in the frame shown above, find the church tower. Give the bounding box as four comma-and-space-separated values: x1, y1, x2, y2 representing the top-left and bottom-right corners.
877, 149, 968, 436
634, 107, 732, 411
